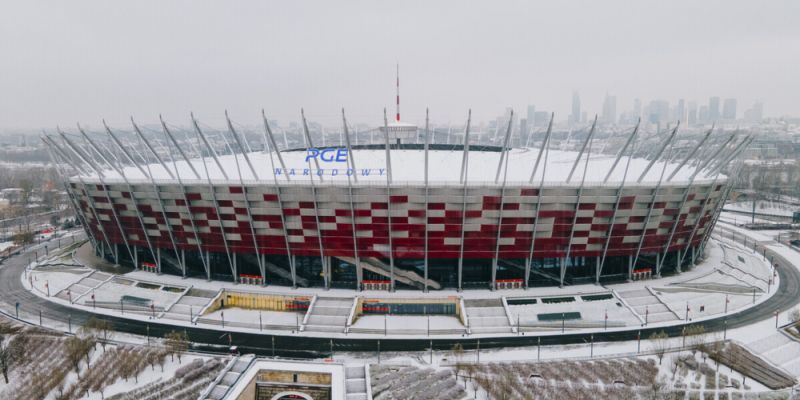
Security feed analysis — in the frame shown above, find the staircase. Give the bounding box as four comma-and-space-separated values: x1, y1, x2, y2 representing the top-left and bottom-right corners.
304, 297, 353, 333
463, 299, 512, 334
345, 364, 370, 400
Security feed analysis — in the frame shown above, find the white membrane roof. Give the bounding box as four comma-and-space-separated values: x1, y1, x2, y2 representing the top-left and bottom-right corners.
77, 147, 724, 186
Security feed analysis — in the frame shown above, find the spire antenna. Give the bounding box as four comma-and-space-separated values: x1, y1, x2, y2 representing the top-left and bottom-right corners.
395, 63, 400, 122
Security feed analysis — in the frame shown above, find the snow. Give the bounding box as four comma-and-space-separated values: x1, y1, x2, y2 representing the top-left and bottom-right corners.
88, 280, 183, 308
0, 241, 14, 252
73, 147, 721, 186
84, 353, 209, 399
204, 307, 301, 326
20, 233, 781, 342
724, 200, 798, 217
508, 297, 640, 327
351, 315, 464, 331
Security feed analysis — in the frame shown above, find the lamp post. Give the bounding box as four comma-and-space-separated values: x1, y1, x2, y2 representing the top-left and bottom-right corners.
724, 294, 729, 314
537, 337, 541, 361
637, 331, 641, 353
723, 318, 728, 340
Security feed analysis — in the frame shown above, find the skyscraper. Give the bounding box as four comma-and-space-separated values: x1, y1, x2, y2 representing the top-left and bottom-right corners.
722, 98, 737, 120
647, 100, 670, 124
698, 105, 709, 123
675, 99, 685, 124
527, 105, 536, 123
688, 101, 697, 126
602, 94, 617, 124
571, 91, 581, 124
519, 118, 528, 147
708, 97, 720, 121
744, 101, 764, 122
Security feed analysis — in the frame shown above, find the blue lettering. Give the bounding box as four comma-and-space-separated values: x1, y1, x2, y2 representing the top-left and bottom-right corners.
331, 169, 339, 176
336, 148, 348, 162
289, 168, 296, 176
305, 148, 320, 162
346, 169, 353, 176
361, 169, 371, 176
303, 169, 309, 176
316, 168, 324, 176
379, 168, 385, 176
274, 168, 282, 176
320, 148, 337, 162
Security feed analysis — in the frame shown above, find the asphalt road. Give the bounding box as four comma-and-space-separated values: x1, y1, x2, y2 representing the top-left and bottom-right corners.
1, 228, 798, 359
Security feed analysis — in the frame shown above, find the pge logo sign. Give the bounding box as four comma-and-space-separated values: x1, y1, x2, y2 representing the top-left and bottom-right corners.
305, 148, 348, 163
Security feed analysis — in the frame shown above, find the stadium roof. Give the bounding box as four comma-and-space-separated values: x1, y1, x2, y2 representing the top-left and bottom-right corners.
76, 147, 723, 186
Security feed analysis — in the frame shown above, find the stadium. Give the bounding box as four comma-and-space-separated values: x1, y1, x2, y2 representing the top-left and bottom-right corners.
46, 111, 746, 293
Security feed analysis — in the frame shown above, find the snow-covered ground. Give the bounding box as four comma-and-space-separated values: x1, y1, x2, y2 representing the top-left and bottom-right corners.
724, 199, 798, 217
351, 314, 464, 332
22, 234, 778, 341
507, 296, 639, 327
203, 307, 302, 326
0, 241, 14, 252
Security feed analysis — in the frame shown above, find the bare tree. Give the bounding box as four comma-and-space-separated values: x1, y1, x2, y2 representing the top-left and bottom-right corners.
65, 335, 93, 372
80, 317, 114, 350
164, 330, 189, 363
649, 331, 670, 365
0, 334, 26, 383
684, 324, 706, 356
451, 343, 465, 382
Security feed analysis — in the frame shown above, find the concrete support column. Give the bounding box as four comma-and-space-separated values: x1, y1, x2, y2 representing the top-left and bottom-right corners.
595, 256, 600, 284
655, 253, 660, 278
627, 254, 633, 281
232, 253, 238, 283
206, 251, 211, 281
291, 255, 297, 289
491, 258, 498, 291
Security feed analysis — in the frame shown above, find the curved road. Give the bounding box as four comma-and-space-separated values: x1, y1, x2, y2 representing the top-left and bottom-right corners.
1, 228, 798, 358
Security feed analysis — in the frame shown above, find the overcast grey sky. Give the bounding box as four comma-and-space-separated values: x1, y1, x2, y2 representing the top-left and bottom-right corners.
1, 0, 798, 130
